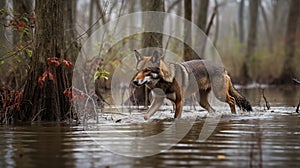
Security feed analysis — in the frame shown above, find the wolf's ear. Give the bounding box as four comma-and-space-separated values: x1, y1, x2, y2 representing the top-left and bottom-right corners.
134, 50, 142, 62
151, 50, 160, 63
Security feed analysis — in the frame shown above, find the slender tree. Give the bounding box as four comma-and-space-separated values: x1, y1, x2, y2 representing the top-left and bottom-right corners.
183, 0, 198, 60
197, 0, 209, 32
277, 0, 300, 84
241, 0, 259, 84
21, 0, 74, 121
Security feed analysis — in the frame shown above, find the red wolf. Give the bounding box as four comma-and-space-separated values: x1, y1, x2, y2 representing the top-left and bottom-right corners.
132, 50, 252, 120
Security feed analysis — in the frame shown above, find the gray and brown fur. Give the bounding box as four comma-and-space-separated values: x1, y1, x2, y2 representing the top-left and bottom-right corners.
132, 50, 252, 120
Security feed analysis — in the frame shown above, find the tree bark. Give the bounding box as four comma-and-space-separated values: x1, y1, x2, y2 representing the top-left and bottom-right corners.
21, 0, 72, 121
277, 0, 300, 84
241, 0, 259, 84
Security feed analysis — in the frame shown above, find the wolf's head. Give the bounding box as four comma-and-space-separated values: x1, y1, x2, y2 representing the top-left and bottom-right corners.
132, 50, 174, 87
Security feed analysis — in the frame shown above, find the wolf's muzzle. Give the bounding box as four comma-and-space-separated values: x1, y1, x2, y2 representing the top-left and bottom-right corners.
132, 80, 141, 86
132, 76, 151, 86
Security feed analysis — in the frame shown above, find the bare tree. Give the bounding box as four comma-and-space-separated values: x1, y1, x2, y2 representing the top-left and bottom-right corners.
242, 0, 259, 84
183, 0, 197, 61
259, 2, 273, 52
197, 0, 209, 32
277, 0, 300, 84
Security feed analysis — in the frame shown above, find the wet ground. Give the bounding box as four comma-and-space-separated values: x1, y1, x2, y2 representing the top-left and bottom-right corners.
0, 86, 300, 168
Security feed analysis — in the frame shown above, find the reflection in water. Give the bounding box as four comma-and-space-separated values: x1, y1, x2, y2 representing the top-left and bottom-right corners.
0, 87, 300, 167
1, 114, 300, 168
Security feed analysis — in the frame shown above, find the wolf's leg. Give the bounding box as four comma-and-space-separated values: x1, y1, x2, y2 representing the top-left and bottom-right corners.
174, 99, 183, 118
199, 89, 215, 112
144, 89, 165, 120
212, 74, 237, 114
225, 76, 236, 114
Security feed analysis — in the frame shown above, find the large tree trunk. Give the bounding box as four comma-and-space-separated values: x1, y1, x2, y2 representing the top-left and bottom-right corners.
129, 0, 165, 106
141, 0, 164, 54
197, 0, 209, 32
21, 0, 72, 121
241, 0, 259, 84
183, 0, 198, 61
277, 0, 300, 84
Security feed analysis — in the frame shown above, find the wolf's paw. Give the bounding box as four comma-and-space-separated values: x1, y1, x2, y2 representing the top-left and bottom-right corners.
144, 114, 150, 120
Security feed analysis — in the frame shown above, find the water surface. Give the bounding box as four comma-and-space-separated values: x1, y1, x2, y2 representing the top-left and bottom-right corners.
0, 87, 300, 168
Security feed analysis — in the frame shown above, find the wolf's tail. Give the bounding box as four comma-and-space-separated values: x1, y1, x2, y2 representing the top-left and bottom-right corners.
227, 76, 252, 112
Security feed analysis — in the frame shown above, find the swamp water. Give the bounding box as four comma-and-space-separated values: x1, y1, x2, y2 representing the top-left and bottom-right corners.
0, 87, 300, 168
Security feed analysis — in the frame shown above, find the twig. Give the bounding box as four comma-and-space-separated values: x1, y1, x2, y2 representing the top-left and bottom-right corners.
296, 99, 299, 113
73, 0, 110, 42
293, 78, 300, 84
0, 41, 32, 62
262, 88, 270, 110
162, 34, 172, 59
31, 108, 46, 122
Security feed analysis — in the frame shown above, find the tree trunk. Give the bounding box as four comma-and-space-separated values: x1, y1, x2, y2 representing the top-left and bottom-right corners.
183, 0, 198, 61
188, 0, 209, 61
141, 0, 164, 54
197, 0, 209, 32
277, 0, 300, 84
241, 0, 259, 84
259, 2, 273, 53
238, 0, 244, 43
129, 0, 165, 106
21, 0, 72, 121
64, 0, 79, 84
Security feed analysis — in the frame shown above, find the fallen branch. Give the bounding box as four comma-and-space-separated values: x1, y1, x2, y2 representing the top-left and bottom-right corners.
293, 78, 300, 84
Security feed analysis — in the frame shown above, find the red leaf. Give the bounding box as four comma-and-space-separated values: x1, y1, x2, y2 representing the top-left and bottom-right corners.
62, 59, 73, 69
38, 76, 44, 88
63, 89, 68, 95
80, 92, 85, 101
48, 72, 54, 81
19, 21, 25, 27
47, 57, 61, 66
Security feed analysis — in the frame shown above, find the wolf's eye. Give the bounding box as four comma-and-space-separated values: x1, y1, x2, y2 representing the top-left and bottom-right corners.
144, 68, 151, 73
